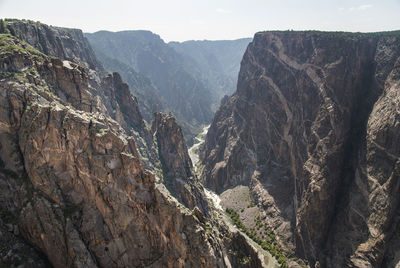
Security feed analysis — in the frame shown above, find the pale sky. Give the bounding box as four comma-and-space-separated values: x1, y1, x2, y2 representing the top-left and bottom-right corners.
1, 0, 399, 42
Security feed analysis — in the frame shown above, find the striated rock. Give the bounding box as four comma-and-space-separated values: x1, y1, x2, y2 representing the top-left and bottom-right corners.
201, 30, 400, 266
1, 33, 221, 268
326, 38, 400, 267
4, 19, 160, 170
0, 27, 266, 268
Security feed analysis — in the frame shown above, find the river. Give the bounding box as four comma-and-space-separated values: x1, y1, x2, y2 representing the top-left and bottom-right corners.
188, 125, 209, 172
187, 124, 279, 267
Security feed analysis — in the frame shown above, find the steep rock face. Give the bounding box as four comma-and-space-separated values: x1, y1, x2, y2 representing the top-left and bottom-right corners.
4, 20, 159, 169
93, 50, 163, 122
327, 37, 400, 267
6, 19, 104, 74
99, 72, 158, 168
151, 112, 209, 215
0, 28, 267, 267
0, 33, 251, 268
201, 31, 400, 266
85, 31, 214, 143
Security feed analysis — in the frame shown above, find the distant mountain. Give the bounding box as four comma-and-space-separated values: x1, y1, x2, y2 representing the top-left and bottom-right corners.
85, 31, 215, 143
169, 38, 251, 103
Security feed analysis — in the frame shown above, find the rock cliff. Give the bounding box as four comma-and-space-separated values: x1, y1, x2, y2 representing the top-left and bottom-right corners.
6, 19, 104, 74
151, 112, 210, 215
85, 30, 214, 144
0, 22, 265, 267
201, 30, 400, 267
5, 19, 159, 169
92, 50, 163, 123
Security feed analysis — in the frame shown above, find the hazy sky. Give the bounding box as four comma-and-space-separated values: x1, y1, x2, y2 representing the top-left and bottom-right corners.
1, 0, 399, 42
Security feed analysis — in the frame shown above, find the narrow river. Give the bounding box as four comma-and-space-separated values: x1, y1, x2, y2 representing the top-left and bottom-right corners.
187, 124, 279, 267
188, 125, 209, 172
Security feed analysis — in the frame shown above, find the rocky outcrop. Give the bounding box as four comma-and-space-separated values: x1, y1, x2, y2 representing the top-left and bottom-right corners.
6, 19, 104, 74
4, 19, 159, 170
201, 30, 400, 267
85, 30, 214, 144
99, 72, 158, 168
93, 50, 163, 123
151, 112, 209, 215
1, 33, 216, 268
0, 26, 266, 267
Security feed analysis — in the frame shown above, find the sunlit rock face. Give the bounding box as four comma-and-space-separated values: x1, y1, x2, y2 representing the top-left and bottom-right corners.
201, 30, 400, 267
0, 20, 268, 268
151, 112, 210, 215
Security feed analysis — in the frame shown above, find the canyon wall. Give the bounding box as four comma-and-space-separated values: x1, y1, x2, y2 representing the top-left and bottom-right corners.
201, 31, 400, 267
0, 21, 263, 267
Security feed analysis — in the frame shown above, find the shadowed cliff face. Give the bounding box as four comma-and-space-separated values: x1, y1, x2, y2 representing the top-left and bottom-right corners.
201, 31, 400, 266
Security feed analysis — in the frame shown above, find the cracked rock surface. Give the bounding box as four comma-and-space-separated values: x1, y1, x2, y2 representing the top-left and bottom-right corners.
201, 31, 400, 267
0, 24, 264, 267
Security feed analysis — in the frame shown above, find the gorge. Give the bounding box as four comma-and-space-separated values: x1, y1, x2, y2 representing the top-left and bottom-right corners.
0, 18, 400, 268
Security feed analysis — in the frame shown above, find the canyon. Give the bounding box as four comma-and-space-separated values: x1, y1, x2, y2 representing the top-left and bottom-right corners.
85, 31, 250, 144
0, 19, 264, 268
1, 18, 400, 268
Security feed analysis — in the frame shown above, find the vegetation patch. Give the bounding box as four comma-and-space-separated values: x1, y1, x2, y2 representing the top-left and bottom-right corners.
247, 201, 255, 208
96, 128, 108, 137
226, 207, 292, 267
0, 33, 45, 58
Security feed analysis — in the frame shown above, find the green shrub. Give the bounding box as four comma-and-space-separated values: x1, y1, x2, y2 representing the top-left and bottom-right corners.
247, 202, 255, 208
